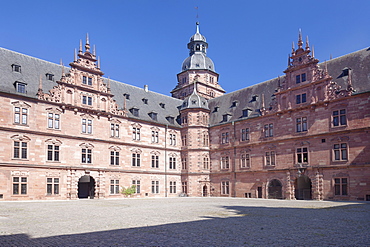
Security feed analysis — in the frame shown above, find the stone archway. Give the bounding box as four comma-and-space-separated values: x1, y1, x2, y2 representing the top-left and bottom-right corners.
268, 179, 283, 199
295, 175, 312, 200
78, 175, 95, 199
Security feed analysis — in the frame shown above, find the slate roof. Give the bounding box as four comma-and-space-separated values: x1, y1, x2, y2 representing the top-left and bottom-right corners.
1, 46, 369, 128
208, 47, 370, 126
0, 47, 183, 127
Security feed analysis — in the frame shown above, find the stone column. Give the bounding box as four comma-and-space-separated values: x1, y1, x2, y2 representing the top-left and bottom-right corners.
285, 171, 293, 200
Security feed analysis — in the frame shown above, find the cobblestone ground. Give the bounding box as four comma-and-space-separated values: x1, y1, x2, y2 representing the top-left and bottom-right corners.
0, 198, 369, 246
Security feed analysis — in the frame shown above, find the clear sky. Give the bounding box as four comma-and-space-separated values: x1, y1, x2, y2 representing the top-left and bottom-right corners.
1, 0, 369, 96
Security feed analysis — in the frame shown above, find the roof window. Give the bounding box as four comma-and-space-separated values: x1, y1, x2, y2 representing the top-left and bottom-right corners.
213, 106, 219, 113
159, 103, 165, 108
14, 81, 27, 94
123, 93, 130, 100
46, 73, 54, 81
12, 64, 21, 73
148, 112, 157, 121
130, 108, 139, 117
166, 116, 175, 124
231, 101, 238, 108
142, 98, 148, 104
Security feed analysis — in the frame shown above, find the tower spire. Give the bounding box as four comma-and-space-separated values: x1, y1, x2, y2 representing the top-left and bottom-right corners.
79, 40, 83, 54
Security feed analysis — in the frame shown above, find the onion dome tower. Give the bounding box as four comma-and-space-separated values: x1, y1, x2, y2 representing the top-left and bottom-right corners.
171, 22, 225, 100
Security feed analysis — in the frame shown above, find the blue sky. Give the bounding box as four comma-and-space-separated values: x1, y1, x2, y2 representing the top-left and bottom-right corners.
1, 0, 369, 96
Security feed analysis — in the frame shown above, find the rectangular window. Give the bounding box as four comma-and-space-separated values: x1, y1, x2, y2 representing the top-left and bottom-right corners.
182, 182, 188, 194
333, 109, 347, 126
301, 73, 306, 82
110, 180, 120, 194
241, 128, 250, 141
152, 131, 159, 143
296, 117, 307, 132
203, 157, 209, 169
334, 178, 348, 196
296, 93, 307, 104
110, 151, 119, 165
16, 83, 26, 93
240, 154, 250, 168
133, 127, 140, 140
13, 177, 27, 195
110, 124, 119, 137
169, 181, 176, 193
132, 180, 141, 193
47, 145, 60, 162
169, 134, 176, 146
169, 157, 176, 169
14, 141, 27, 159
88, 77, 92, 86
14, 107, 28, 125
132, 153, 141, 167
182, 157, 187, 170
81, 148, 92, 163
264, 124, 273, 137
48, 113, 60, 129
296, 75, 301, 84
82, 119, 92, 133
182, 135, 187, 146
151, 181, 159, 193
47, 178, 59, 195
265, 151, 276, 166
221, 132, 229, 144
333, 143, 348, 161
221, 156, 229, 169
151, 155, 159, 168
82, 76, 87, 84
221, 181, 230, 195
297, 147, 308, 163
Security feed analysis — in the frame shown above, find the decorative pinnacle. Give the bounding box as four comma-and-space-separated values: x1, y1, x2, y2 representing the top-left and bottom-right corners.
312, 45, 315, 58
305, 36, 310, 51
74, 49, 77, 62
298, 29, 303, 48
79, 40, 82, 54
85, 33, 90, 52
292, 41, 295, 55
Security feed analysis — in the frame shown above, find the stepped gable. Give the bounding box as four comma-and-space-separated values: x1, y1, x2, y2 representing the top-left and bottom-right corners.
0, 46, 182, 127
208, 46, 370, 126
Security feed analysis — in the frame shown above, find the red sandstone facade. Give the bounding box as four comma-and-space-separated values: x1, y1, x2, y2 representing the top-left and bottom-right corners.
0, 26, 369, 201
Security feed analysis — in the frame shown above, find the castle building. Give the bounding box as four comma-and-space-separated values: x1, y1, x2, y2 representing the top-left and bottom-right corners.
0, 24, 369, 201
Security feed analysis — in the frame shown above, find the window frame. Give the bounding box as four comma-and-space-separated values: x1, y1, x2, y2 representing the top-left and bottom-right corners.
334, 178, 348, 196
110, 180, 120, 194
332, 109, 347, 127
221, 181, 230, 195
333, 143, 348, 161
46, 177, 59, 195
13, 177, 27, 195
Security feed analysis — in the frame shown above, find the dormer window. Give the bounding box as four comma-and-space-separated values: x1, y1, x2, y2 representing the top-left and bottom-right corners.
250, 95, 258, 102
191, 100, 197, 105
12, 64, 21, 73
166, 116, 175, 124
15, 82, 26, 94
231, 101, 238, 108
46, 73, 54, 81
149, 112, 157, 121
123, 93, 130, 100
159, 103, 165, 108
242, 109, 251, 118
222, 114, 231, 122
213, 106, 219, 112
130, 108, 139, 117
142, 98, 148, 104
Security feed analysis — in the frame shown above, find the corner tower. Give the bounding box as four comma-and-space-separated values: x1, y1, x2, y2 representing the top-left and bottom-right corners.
171, 22, 225, 100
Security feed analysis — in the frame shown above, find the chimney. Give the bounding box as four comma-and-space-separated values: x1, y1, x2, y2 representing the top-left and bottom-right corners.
144, 85, 149, 92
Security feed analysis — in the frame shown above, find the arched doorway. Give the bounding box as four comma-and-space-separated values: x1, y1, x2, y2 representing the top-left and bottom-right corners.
202, 185, 208, 197
268, 179, 283, 199
78, 175, 95, 199
295, 175, 312, 200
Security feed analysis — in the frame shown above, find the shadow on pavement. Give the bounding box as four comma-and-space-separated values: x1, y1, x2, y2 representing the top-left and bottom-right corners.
1, 203, 369, 246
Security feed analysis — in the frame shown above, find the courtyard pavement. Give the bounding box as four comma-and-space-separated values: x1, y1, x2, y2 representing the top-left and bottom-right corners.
0, 197, 369, 246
